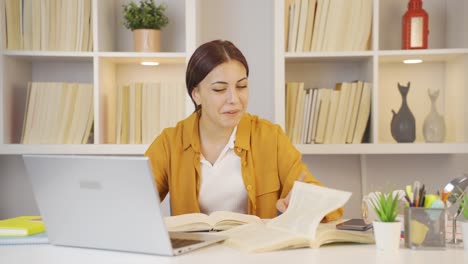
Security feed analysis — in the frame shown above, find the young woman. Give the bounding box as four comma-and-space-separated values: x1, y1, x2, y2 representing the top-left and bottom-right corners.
145, 40, 342, 221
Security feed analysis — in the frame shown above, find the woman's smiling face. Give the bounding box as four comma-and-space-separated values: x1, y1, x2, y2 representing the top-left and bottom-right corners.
192, 60, 249, 129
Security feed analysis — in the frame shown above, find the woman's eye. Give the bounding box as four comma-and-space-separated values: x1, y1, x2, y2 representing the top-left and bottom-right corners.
237, 85, 247, 89
213, 88, 226, 92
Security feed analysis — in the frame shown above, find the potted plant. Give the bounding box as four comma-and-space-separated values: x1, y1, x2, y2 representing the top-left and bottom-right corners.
122, 0, 169, 52
454, 187, 468, 251
368, 190, 402, 251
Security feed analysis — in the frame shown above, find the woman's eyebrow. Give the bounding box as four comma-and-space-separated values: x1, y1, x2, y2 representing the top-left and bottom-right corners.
210, 77, 247, 85
210, 81, 228, 85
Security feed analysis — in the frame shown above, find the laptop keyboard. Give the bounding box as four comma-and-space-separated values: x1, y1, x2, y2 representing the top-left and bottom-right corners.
171, 238, 203, 249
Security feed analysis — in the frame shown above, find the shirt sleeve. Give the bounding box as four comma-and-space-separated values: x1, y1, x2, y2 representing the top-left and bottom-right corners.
144, 131, 170, 202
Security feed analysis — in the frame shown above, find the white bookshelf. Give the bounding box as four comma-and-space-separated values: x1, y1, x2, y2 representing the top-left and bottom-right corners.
0, 0, 466, 154
274, 0, 468, 154
1, 0, 468, 220
0, 0, 192, 147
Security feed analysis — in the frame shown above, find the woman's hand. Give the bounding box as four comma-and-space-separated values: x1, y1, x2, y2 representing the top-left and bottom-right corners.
275, 172, 306, 213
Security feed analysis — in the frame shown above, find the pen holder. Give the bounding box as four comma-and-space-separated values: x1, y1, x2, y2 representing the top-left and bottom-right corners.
404, 207, 446, 249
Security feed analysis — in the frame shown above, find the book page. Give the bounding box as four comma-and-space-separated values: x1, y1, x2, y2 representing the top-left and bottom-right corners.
220, 223, 309, 252
219, 183, 352, 252
312, 222, 374, 248
267, 182, 351, 239
210, 211, 263, 230
164, 211, 263, 232
164, 213, 213, 232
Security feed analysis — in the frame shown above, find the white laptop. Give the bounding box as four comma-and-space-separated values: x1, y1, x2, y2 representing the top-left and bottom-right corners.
22, 154, 226, 256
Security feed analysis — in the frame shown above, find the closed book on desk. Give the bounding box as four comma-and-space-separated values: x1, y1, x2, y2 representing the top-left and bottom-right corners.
219, 182, 374, 252
0, 216, 45, 236
0, 232, 48, 245
165, 211, 263, 232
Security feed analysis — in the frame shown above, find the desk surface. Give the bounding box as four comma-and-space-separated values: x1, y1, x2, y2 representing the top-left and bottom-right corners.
0, 243, 467, 264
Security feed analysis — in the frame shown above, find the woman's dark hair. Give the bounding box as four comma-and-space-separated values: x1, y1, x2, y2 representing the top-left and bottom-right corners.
186, 40, 249, 111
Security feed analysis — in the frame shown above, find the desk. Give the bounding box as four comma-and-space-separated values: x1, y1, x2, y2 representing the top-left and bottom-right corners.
0, 243, 467, 264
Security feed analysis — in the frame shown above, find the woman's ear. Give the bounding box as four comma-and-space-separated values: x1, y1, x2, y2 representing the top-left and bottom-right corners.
192, 86, 201, 106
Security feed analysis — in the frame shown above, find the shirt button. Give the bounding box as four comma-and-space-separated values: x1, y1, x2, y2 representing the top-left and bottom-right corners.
235, 147, 242, 153
247, 185, 252, 191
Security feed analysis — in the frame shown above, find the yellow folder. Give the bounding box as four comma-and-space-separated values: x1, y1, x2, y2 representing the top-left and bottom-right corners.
0, 216, 45, 236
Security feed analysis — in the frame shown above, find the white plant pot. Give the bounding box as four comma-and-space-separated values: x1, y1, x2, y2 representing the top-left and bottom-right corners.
461, 221, 468, 251
373, 221, 401, 251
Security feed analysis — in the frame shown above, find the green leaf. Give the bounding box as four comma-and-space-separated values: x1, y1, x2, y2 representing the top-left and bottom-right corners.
122, 0, 169, 30
368, 190, 401, 222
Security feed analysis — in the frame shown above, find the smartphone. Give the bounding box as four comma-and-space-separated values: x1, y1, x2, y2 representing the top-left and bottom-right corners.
336, 218, 373, 231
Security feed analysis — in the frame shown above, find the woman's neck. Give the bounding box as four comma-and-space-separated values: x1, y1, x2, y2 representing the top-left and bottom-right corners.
197, 115, 236, 165
198, 117, 234, 146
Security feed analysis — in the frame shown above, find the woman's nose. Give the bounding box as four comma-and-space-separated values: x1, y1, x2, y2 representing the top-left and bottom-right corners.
226, 86, 240, 103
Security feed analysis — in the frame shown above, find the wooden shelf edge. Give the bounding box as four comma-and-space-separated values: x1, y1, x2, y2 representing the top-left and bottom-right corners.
296, 143, 468, 155
1, 143, 467, 155
0, 144, 148, 155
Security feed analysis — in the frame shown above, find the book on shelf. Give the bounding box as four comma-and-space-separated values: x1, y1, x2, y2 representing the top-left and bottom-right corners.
5, 0, 22, 50
310, 0, 331, 51
0, 216, 45, 237
314, 88, 332, 144
284, 0, 292, 50
0, 232, 48, 246
323, 90, 340, 144
164, 211, 263, 232
354, 0, 373, 51
31, 0, 41, 50
330, 82, 351, 144
218, 182, 374, 252
300, 88, 313, 144
321, 0, 345, 51
288, 0, 300, 52
346, 81, 364, 143
341, 81, 358, 143
352, 82, 372, 144
305, 88, 318, 144
291, 83, 306, 143
309, 87, 324, 143
21, 82, 93, 144
115, 82, 185, 144
3, 0, 92, 51
285, 82, 300, 140
295, 0, 309, 52
303, 0, 317, 51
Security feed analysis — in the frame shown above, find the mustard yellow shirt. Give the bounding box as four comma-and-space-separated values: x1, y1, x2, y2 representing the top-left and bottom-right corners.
145, 112, 343, 220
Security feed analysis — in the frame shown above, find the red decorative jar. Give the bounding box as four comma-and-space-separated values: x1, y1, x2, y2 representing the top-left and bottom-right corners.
402, 0, 429, 49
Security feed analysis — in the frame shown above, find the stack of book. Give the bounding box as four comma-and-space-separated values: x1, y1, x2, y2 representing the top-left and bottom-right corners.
115, 82, 186, 144
3, 0, 93, 51
286, 81, 371, 144
21, 82, 94, 144
0, 216, 48, 246
285, 0, 373, 52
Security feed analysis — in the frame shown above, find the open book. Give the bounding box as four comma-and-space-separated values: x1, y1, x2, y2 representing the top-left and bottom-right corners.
164, 211, 264, 232
218, 182, 375, 252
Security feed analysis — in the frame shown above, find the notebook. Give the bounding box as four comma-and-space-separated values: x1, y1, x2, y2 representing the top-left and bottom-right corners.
22, 155, 226, 256
0, 232, 48, 246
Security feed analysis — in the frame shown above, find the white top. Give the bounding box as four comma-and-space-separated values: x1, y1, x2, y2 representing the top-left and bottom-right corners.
198, 126, 247, 214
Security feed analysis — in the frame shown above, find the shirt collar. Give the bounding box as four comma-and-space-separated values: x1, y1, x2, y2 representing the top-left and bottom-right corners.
227, 126, 237, 149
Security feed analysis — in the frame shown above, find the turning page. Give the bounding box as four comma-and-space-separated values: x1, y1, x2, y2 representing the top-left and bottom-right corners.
267, 182, 352, 239
220, 182, 352, 252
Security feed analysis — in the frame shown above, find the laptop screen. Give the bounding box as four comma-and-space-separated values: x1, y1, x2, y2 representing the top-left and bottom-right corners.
23, 155, 175, 255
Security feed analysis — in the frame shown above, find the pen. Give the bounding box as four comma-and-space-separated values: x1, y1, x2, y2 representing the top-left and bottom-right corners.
404, 194, 412, 207
418, 184, 425, 207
